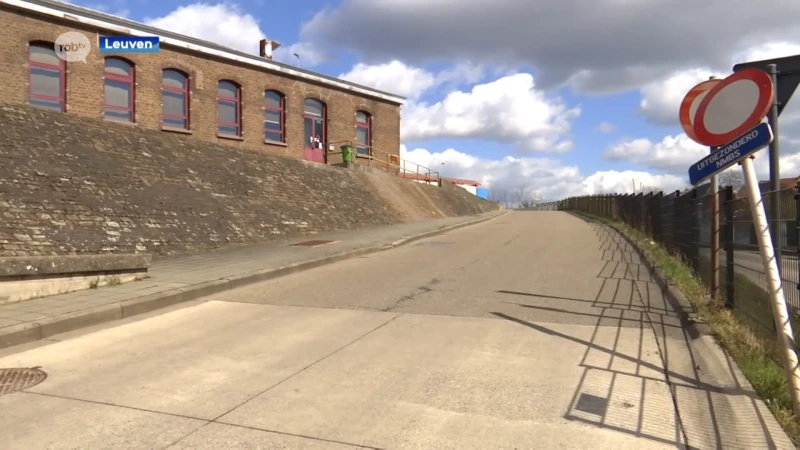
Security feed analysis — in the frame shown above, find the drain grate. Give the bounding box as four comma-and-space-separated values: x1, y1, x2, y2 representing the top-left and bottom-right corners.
288, 239, 337, 247
0, 367, 47, 396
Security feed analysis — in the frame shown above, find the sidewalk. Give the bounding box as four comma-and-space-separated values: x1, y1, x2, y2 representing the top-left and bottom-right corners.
0, 211, 505, 349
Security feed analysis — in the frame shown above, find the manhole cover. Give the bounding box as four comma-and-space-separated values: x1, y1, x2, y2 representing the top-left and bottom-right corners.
415, 241, 453, 248
288, 240, 337, 247
0, 367, 47, 396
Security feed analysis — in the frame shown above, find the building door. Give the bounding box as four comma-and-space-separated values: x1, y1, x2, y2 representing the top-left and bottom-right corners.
303, 99, 326, 163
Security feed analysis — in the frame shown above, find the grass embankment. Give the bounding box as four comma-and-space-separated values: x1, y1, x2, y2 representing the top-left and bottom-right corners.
578, 211, 800, 443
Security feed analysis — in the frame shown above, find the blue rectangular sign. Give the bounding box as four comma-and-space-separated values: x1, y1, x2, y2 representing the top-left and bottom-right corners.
688, 122, 773, 185
98, 36, 160, 53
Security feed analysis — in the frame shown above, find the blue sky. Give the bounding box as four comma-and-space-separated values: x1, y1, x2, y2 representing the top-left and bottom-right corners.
73, 0, 800, 201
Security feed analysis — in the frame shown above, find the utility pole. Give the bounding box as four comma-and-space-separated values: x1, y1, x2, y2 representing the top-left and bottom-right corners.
709, 75, 721, 302
767, 63, 782, 275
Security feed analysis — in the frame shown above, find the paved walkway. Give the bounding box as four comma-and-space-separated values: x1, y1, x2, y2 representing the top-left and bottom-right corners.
0, 213, 500, 348
0, 211, 794, 449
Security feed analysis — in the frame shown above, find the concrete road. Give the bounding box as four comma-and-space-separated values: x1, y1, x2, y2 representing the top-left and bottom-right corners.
0, 212, 792, 449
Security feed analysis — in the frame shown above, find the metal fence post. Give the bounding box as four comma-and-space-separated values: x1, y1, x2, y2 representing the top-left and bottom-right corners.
653, 191, 663, 241
796, 181, 800, 293
673, 190, 682, 256
723, 186, 735, 308
690, 189, 700, 274
711, 182, 721, 301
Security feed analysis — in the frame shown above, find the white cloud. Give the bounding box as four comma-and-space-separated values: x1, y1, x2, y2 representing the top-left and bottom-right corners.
299, 0, 800, 94
400, 144, 687, 202
338, 61, 437, 99
604, 134, 708, 174
597, 122, 615, 133
144, 3, 327, 67
637, 69, 724, 127
402, 73, 580, 153
733, 42, 800, 66
145, 3, 264, 54
274, 41, 330, 67
339, 60, 580, 154
604, 132, 800, 181
637, 40, 800, 128
338, 60, 486, 99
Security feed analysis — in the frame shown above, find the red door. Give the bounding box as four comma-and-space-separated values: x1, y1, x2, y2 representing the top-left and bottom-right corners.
303, 99, 326, 163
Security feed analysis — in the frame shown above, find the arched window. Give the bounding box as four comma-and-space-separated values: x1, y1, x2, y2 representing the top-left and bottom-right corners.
355, 110, 372, 156
264, 90, 285, 143
302, 98, 327, 163
217, 80, 241, 136
161, 69, 190, 129
28, 42, 66, 111
104, 57, 135, 122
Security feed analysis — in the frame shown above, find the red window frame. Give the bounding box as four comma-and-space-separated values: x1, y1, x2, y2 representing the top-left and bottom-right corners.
28, 42, 66, 112
161, 69, 190, 129
217, 80, 241, 136
103, 57, 135, 122
355, 111, 371, 155
264, 90, 285, 142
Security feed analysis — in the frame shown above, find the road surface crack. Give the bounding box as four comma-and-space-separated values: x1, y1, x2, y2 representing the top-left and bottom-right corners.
381, 278, 441, 312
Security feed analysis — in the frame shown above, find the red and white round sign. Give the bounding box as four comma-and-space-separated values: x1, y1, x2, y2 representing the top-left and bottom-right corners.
679, 79, 720, 143
692, 69, 774, 147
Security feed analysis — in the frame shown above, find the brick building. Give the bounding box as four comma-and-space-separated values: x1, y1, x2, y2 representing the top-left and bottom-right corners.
0, 0, 404, 164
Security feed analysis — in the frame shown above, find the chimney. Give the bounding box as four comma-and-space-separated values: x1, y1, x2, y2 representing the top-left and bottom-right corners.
259, 38, 281, 60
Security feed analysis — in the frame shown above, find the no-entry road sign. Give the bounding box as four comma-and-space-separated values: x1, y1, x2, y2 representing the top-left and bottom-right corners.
679, 79, 720, 143
688, 122, 773, 185
693, 69, 774, 147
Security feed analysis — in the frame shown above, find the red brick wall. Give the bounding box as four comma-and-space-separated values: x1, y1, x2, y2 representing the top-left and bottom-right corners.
0, 5, 401, 162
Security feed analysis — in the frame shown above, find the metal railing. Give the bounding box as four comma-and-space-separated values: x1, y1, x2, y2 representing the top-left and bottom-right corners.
558, 186, 800, 364
326, 141, 441, 184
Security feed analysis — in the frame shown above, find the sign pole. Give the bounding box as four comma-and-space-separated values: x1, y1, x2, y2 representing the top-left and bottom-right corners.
741, 156, 800, 415
767, 63, 783, 274
709, 75, 720, 301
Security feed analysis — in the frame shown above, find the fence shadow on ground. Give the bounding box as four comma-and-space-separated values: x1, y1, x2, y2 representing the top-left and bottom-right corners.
492, 217, 783, 449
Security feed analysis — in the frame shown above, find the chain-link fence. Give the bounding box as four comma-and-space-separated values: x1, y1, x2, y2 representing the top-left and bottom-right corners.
558, 186, 800, 364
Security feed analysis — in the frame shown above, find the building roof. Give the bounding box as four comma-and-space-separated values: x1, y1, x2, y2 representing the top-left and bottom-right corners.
443, 177, 481, 187
398, 173, 439, 183
757, 176, 800, 189
3, 0, 406, 105
731, 175, 799, 197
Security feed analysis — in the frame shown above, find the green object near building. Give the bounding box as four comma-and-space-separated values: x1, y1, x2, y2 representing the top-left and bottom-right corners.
340, 144, 354, 163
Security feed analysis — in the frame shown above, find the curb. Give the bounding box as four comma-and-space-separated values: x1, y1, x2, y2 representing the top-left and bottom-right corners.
0, 210, 508, 350
387, 210, 508, 248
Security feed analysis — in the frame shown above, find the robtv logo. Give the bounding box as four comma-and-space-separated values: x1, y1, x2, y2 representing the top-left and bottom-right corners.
98, 36, 160, 53
54, 32, 91, 63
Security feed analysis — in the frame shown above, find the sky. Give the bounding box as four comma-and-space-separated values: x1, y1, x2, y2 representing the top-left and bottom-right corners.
71, 0, 800, 202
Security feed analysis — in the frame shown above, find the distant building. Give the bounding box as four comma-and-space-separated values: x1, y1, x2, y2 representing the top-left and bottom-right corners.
730, 176, 800, 249
443, 177, 481, 196
398, 174, 484, 196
